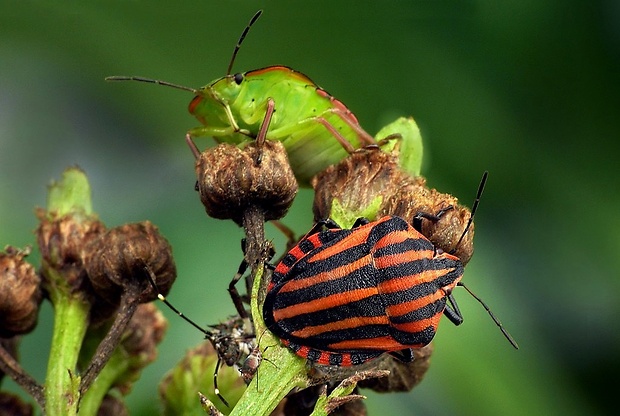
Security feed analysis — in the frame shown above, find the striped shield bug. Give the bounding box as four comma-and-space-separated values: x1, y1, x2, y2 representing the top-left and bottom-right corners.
263, 172, 518, 366
105, 11, 419, 186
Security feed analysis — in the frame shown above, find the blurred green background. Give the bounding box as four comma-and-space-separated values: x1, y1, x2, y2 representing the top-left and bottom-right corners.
1, 1, 618, 415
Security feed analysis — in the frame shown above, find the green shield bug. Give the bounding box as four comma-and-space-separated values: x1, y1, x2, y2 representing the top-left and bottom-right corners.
106, 11, 422, 185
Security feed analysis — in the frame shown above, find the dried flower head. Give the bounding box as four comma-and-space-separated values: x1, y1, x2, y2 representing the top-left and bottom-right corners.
312, 148, 475, 264
0, 392, 33, 416
194, 141, 298, 225
84, 221, 176, 307
380, 177, 474, 264
0, 247, 42, 337
36, 209, 106, 290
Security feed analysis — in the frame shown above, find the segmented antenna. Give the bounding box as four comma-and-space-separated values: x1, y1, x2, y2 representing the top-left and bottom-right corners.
451, 171, 488, 254
144, 267, 210, 335
145, 267, 249, 407
104, 76, 198, 93
458, 282, 519, 349
447, 171, 518, 349
226, 10, 263, 75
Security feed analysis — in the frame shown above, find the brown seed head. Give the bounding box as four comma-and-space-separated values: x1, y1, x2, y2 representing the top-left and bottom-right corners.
380, 177, 475, 263
358, 344, 434, 392
195, 141, 298, 225
84, 221, 176, 307
0, 247, 43, 337
35, 209, 106, 291
0, 392, 34, 416
96, 394, 128, 416
312, 149, 403, 224
312, 148, 475, 264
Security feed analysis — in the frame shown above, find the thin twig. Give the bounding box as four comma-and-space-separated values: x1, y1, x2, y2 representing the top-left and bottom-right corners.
0, 341, 45, 407
242, 205, 272, 306
79, 288, 139, 394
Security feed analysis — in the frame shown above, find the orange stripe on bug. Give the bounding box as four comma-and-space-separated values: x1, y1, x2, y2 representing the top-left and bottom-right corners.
273, 287, 378, 320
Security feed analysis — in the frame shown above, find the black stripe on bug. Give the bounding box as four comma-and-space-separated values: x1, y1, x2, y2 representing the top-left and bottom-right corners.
263, 171, 517, 368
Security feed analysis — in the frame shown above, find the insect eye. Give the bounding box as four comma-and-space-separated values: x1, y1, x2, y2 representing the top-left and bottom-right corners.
233, 73, 244, 85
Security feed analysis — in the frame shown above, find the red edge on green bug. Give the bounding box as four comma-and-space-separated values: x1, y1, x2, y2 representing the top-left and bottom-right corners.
105, 10, 422, 186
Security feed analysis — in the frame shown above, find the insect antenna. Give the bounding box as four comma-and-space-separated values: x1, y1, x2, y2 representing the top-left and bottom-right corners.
446, 172, 519, 349
145, 268, 245, 406
145, 267, 212, 335
458, 282, 519, 349
227, 10, 263, 75
104, 76, 199, 94
451, 170, 488, 254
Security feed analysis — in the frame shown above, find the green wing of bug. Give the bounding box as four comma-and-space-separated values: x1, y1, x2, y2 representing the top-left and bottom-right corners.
376, 117, 424, 177
188, 66, 376, 186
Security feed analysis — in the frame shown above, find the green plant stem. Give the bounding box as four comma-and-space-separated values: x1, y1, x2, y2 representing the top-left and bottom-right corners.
44, 272, 90, 416
228, 258, 309, 416
229, 351, 307, 416
78, 346, 129, 416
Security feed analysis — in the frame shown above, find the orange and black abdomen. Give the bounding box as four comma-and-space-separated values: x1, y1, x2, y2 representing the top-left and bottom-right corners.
263, 216, 464, 366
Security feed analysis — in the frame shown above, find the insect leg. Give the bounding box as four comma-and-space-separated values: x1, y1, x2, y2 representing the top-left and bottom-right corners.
187, 99, 254, 145
185, 133, 201, 159
412, 207, 454, 232
254, 98, 276, 164
388, 348, 414, 363
255, 98, 275, 146
313, 218, 342, 231
229, 244, 250, 319
312, 117, 356, 153
443, 293, 464, 325
325, 107, 376, 146
375, 132, 403, 148
351, 217, 371, 228
270, 220, 298, 252
230, 238, 275, 318
222, 101, 254, 138
213, 356, 230, 407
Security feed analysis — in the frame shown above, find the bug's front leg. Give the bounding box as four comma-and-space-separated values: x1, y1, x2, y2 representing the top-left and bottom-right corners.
412, 207, 455, 233
186, 99, 254, 152
443, 293, 464, 326
351, 217, 370, 228
253, 98, 276, 164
